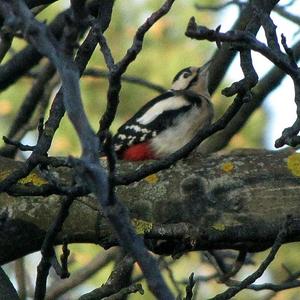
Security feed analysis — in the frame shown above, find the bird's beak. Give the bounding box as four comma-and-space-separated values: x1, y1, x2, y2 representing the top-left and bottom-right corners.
198, 59, 212, 75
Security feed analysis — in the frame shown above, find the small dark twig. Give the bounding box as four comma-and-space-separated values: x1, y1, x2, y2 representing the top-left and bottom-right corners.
206, 250, 230, 276
50, 254, 66, 279
275, 6, 300, 26
257, 6, 281, 52
96, 28, 115, 70
7, 63, 56, 141
184, 273, 195, 300
215, 25, 222, 49
220, 250, 247, 282
0, 31, 13, 63
34, 195, 76, 299
195, 0, 246, 12
208, 217, 291, 300
0, 2, 16, 62
224, 278, 300, 292
79, 255, 135, 300
84, 68, 166, 93
281, 34, 297, 67
37, 118, 44, 141
161, 259, 182, 298
46, 249, 119, 300
60, 240, 70, 279
185, 17, 298, 77
101, 283, 144, 300
3, 136, 35, 151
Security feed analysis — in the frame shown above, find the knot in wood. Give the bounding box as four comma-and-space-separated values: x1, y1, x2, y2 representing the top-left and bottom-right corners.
180, 175, 206, 196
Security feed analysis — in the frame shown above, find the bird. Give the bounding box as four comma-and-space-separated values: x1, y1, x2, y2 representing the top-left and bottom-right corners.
112, 60, 214, 161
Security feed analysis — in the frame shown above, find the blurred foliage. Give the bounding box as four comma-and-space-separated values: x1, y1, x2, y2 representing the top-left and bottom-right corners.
0, 0, 264, 157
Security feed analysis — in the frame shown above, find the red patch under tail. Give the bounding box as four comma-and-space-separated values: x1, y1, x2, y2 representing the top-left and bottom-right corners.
121, 143, 155, 161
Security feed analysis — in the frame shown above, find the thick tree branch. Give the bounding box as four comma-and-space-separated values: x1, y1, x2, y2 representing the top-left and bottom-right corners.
1, 149, 300, 264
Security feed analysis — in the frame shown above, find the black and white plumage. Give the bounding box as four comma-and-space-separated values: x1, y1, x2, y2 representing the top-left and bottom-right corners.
113, 61, 214, 161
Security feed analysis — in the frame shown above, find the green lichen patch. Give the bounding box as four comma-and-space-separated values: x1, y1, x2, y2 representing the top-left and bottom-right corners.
0, 170, 48, 186
221, 161, 234, 173
132, 218, 153, 235
287, 153, 300, 177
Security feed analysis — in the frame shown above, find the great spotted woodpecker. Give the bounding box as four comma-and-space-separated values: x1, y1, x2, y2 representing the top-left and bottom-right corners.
113, 60, 213, 161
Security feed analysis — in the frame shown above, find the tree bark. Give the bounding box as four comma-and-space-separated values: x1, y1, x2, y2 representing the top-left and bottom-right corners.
1, 148, 300, 264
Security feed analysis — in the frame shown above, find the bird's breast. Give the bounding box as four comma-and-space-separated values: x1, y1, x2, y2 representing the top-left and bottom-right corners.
150, 100, 212, 157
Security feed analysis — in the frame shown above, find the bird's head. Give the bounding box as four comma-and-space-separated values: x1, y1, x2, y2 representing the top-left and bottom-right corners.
171, 60, 211, 98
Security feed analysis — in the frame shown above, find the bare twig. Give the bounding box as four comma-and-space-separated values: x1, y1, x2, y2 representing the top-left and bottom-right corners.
3, 136, 35, 152
34, 195, 76, 299
84, 68, 166, 93
195, 0, 246, 11
0, 31, 13, 63
46, 248, 119, 299
101, 283, 144, 300
184, 273, 195, 300
221, 250, 247, 282
225, 278, 300, 292
8, 63, 56, 140
79, 255, 135, 300
185, 15, 300, 149
185, 17, 296, 77
200, 39, 300, 154
160, 259, 182, 298
0, 2, 15, 62
60, 241, 71, 279
208, 217, 290, 300
97, 0, 175, 134
274, 6, 300, 26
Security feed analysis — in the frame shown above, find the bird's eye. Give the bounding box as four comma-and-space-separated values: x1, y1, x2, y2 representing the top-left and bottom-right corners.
183, 72, 190, 78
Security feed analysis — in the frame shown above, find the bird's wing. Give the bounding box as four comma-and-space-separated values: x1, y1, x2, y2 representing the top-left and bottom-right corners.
113, 91, 195, 152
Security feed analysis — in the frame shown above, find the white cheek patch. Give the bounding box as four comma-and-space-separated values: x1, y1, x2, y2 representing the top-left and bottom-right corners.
137, 96, 189, 125
171, 74, 189, 90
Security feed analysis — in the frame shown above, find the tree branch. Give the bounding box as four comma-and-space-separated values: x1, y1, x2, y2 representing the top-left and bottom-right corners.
1, 149, 300, 263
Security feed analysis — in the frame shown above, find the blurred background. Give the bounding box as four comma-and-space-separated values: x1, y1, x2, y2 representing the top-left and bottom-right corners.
1, 0, 300, 299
